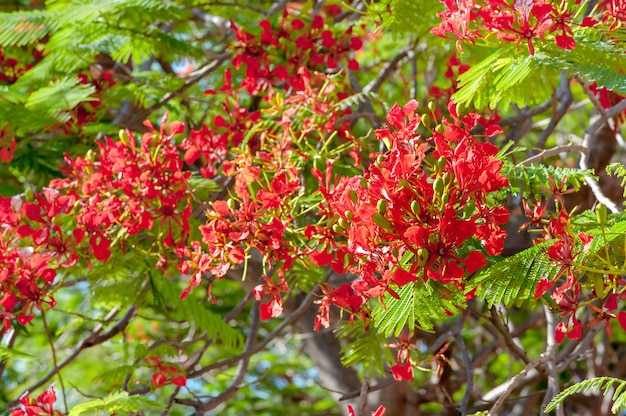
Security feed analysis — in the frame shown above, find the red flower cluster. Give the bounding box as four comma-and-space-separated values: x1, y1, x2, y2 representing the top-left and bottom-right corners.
388, 334, 419, 381
144, 355, 187, 388
10, 386, 60, 416
177, 7, 363, 306
313, 100, 508, 329
589, 82, 626, 125
523, 183, 615, 344
431, 0, 600, 55
0, 115, 195, 331
230, 9, 362, 96
54, 115, 192, 254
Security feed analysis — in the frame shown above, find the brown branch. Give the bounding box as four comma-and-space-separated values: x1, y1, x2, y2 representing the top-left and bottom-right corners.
7, 303, 138, 408
540, 306, 563, 416
533, 72, 573, 153
176, 302, 261, 413
517, 144, 588, 167
41, 309, 68, 414
187, 286, 320, 378
489, 308, 531, 365
488, 352, 551, 415
124, 53, 230, 128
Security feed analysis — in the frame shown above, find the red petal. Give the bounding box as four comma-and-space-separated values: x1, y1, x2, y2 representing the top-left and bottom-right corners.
484, 124, 503, 137
391, 362, 413, 381
171, 375, 187, 387
555, 34, 576, 50
393, 268, 416, 286
534, 276, 554, 299
310, 249, 333, 266
91, 235, 111, 262
581, 17, 598, 27
152, 372, 167, 387
372, 406, 387, 416
617, 312, 626, 332
555, 321, 567, 343
464, 251, 486, 274
568, 319, 582, 339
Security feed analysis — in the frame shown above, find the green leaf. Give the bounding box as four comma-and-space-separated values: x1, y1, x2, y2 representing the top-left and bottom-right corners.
0, 346, 40, 364
25, 77, 97, 116
150, 274, 244, 349
372, 279, 465, 336
68, 391, 163, 416
545, 377, 626, 414
470, 241, 557, 308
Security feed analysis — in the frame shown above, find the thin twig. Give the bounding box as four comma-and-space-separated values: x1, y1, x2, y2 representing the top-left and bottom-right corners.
540, 305, 563, 416
176, 302, 261, 413
355, 376, 369, 416
488, 353, 551, 415
125, 53, 230, 128
533, 72, 573, 153
489, 308, 531, 365
455, 311, 472, 416
187, 286, 320, 378
338, 378, 395, 401
41, 309, 68, 414
517, 144, 588, 167
8, 304, 138, 408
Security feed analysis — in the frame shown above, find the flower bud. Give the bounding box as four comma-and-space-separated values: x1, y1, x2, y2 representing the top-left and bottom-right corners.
417, 247, 429, 267
372, 212, 392, 230
421, 114, 431, 129
593, 274, 607, 298
24, 187, 34, 202
428, 101, 436, 112
377, 199, 387, 214
435, 124, 444, 134
345, 210, 353, 220
595, 203, 607, 226
433, 177, 444, 193
332, 224, 345, 235
349, 189, 359, 203
360, 177, 368, 189
410, 200, 421, 216
441, 193, 449, 205
436, 156, 447, 171
338, 218, 350, 230
119, 129, 131, 146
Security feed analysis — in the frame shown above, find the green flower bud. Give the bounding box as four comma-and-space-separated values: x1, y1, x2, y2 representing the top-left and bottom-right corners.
349, 189, 359, 203
377, 199, 387, 214
332, 224, 344, 234
436, 156, 447, 171
372, 212, 392, 230
338, 218, 350, 230
435, 124, 444, 134
345, 211, 353, 220
24, 187, 34, 202
428, 101, 436, 112
593, 274, 607, 298
433, 177, 444, 193
417, 247, 429, 267
596, 203, 607, 226
119, 129, 131, 146
411, 200, 421, 215
421, 114, 431, 129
